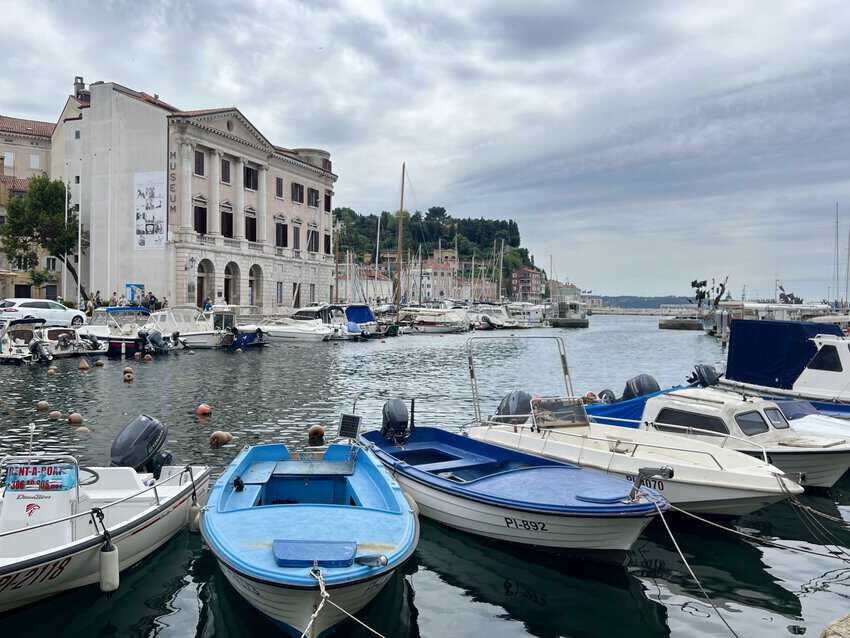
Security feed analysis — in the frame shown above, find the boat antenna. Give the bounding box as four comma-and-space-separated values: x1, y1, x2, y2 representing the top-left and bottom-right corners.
395, 162, 406, 314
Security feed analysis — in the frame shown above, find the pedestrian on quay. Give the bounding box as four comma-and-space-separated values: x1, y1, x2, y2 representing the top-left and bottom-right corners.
118, 293, 127, 306
85, 298, 94, 317
110, 291, 118, 306
95, 290, 102, 307
161, 296, 168, 308
203, 297, 213, 312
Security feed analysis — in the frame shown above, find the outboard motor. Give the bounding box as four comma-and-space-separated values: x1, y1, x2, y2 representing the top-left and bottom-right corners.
83, 333, 101, 349
29, 340, 53, 363
145, 329, 168, 353
597, 389, 617, 404
381, 399, 413, 444
493, 390, 532, 425
621, 374, 660, 401
57, 333, 73, 349
687, 364, 720, 387
110, 415, 173, 479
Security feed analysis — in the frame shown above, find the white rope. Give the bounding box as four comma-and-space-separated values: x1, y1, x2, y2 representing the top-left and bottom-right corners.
653, 501, 741, 638
300, 567, 387, 638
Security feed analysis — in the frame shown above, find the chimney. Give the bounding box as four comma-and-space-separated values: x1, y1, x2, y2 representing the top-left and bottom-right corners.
74, 76, 90, 103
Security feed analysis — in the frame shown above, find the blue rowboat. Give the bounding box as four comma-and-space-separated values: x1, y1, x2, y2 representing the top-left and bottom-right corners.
201, 443, 419, 637
360, 404, 665, 554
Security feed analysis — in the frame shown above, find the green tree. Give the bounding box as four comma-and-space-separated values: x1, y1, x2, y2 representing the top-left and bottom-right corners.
0, 176, 88, 298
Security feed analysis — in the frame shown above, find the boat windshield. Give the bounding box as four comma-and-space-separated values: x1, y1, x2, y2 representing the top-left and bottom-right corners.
213, 312, 235, 330
531, 397, 589, 428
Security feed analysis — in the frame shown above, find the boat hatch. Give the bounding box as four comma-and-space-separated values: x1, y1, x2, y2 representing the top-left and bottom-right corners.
272, 539, 357, 568
393, 448, 460, 466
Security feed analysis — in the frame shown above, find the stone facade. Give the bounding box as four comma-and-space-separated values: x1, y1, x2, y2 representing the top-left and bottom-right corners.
47, 77, 336, 310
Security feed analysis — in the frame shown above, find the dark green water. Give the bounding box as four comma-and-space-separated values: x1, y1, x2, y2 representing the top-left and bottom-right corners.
0, 315, 848, 637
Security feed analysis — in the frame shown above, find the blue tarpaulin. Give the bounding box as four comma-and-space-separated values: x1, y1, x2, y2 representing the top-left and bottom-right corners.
724, 319, 842, 390
585, 391, 667, 428
345, 305, 375, 324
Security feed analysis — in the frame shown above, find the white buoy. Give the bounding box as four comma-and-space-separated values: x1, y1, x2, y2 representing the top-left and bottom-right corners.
99, 538, 120, 593
188, 504, 202, 533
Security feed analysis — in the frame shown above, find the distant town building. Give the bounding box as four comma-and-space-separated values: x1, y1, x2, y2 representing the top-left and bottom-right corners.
431, 247, 457, 263
511, 265, 545, 302
549, 280, 582, 302
0, 147, 62, 300
4, 76, 338, 310
420, 260, 454, 301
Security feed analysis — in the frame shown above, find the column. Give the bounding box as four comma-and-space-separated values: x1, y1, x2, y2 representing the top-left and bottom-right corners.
209, 150, 221, 235
234, 157, 245, 239
257, 165, 268, 244
181, 142, 194, 230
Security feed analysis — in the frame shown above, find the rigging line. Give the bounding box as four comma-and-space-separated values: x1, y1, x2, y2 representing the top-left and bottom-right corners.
653, 502, 741, 638
775, 477, 850, 560
307, 567, 387, 638
668, 503, 850, 563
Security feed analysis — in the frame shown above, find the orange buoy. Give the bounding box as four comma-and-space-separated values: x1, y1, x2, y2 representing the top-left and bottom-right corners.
123, 366, 133, 374
68, 412, 83, 425
48, 410, 61, 420
123, 373, 134, 383
36, 400, 49, 411
78, 359, 90, 371
47, 367, 57, 376
75, 426, 91, 433
196, 403, 212, 416
133, 352, 141, 360
94, 360, 105, 367
308, 425, 326, 447
143, 354, 153, 362
209, 431, 233, 448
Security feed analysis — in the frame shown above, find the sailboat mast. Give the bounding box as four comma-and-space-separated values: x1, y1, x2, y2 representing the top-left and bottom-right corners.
334, 217, 340, 303
836, 202, 840, 309
498, 239, 504, 303
395, 162, 406, 308
374, 214, 381, 296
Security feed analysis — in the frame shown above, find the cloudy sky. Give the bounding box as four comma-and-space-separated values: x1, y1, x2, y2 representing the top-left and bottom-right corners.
2, 0, 849, 298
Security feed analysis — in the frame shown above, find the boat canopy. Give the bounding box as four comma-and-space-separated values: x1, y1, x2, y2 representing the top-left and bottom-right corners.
344, 305, 376, 324
105, 306, 150, 314
725, 319, 843, 389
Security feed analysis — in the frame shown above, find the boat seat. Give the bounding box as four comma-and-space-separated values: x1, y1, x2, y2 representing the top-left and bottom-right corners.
417, 454, 496, 474
224, 484, 264, 510
272, 460, 355, 476
272, 539, 357, 568
242, 461, 277, 484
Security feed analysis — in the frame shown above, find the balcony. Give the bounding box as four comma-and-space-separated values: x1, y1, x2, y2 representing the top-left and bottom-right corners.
293, 249, 301, 259
248, 241, 264, 253
196, 233, 216, 246
275, 247, 289, 258
224, 238, 242, 250
308, 252, 319, 260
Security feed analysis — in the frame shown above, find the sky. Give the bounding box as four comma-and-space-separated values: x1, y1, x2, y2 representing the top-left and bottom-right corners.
2, 0, 849, 299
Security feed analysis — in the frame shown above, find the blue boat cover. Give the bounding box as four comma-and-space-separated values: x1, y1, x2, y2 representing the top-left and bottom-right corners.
272, 540, 357, 567
725, 319, 842, 390
346, 305, 375, 324
584, 392, 667, 428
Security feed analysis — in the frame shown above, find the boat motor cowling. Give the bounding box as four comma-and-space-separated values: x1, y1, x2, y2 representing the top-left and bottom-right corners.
110, 415, 172, 479
493, 390, 532, 425
687, 364, 720, 387
145, 329, 168, 353
621, 374, 660, 402
381, 399, 413, 444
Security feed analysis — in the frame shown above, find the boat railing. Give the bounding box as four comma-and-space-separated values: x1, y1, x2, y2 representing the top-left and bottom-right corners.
470, 417, 737, 471
585, 414, 770, 463
0, 461, 199, 539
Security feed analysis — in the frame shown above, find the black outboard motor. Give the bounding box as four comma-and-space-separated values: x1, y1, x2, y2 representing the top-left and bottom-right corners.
381, 399, 413, 444
493, 390, 532, 425
82, 333, 100, 349
29, 340, 52, 363
621, 374, 661, 401
145, 329, 168, 353
110, 415, 173, 479
687, 364, 720, 387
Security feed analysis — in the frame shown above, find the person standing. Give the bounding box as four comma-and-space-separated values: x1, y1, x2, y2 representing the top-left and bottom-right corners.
95, 291, 102, 307
110, 291, 118, 306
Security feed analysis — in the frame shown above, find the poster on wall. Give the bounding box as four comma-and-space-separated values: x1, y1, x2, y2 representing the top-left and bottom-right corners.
134, 171, 166, 250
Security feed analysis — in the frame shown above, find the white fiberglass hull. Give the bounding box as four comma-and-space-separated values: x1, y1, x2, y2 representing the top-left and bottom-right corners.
261, 327, 330, 342
382, 468, 653, 551
468, 426, 799, 516
217, 558, 392, 638
179, 331, 224, 349
740, 448, 850, 488
0, 469, 210, 613
413, 324, 468, 334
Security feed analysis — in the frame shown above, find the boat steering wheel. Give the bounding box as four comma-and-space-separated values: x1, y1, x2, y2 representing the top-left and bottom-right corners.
78, 467, 100, 486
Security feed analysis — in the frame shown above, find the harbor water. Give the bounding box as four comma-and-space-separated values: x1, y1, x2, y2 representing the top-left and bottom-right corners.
0, 314, 848, 637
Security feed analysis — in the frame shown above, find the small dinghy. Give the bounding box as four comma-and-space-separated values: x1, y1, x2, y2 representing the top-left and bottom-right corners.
0, 416, 210, 613
361, 399, 667, 554
201, 416, 419, 637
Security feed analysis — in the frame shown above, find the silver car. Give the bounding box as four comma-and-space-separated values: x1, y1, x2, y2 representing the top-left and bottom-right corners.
0, 298, 87, 327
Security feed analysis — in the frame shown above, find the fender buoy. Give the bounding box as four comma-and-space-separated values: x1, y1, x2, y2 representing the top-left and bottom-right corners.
36, 400, 49, 411
196, 403, 212, 416
48, 410, 61, 420
188, 504, 202, 533
68, 412, 83, 425
99, 538, 119, 593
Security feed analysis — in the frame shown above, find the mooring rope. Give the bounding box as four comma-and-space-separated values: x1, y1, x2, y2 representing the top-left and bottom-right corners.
300, 567, 386, 638
653, 501, 741, 638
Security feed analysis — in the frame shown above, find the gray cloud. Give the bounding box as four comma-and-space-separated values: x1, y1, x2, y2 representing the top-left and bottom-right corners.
2, 0, 849, 298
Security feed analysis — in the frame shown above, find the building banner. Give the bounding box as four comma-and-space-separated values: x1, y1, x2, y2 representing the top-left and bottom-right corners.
134, 171, 166, 250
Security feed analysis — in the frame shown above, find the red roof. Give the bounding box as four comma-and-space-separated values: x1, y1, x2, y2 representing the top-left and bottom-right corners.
0, 115, 55, 138
172, 107, 236, 117
0, 175, 30, 192
136, 92, 179, 112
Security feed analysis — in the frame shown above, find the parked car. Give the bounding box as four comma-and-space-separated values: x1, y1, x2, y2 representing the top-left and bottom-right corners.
0, 298, 86, 327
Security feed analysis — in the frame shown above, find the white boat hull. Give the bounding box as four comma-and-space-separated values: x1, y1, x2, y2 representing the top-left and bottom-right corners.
179, 331, 224, 349
468, 426, 799, 516
385, 470, 653, 551
413, 324, 467, 334
0, 470, 210, 613
741, 449, 850, 488
262, 328, 330, 342
216, 558, 393, 637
